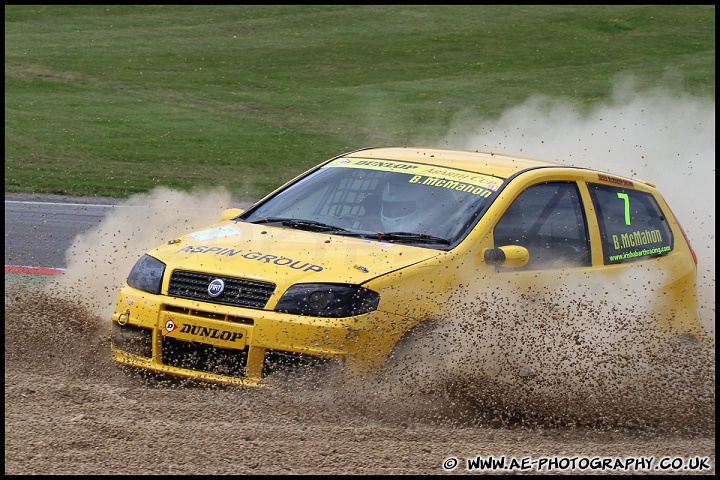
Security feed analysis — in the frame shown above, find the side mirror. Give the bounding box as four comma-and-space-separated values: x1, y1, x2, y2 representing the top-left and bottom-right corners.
484, 245, 529, 268
221, 208, 244, 221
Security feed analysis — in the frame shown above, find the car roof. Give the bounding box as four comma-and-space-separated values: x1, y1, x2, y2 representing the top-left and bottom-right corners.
342, 146, 568, 178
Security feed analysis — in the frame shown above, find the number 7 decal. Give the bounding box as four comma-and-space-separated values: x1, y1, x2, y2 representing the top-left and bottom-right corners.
617, 192, 631, 225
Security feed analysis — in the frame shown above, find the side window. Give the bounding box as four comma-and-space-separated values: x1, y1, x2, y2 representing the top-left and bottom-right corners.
494, 182, 590, 269
587, 183, 674, 264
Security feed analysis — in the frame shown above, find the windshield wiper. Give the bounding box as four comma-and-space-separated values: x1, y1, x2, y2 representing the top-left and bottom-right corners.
248, 217, 349, 233
248, 219, 447, 243
377, 232, 450, 245
249, 217, 298, 225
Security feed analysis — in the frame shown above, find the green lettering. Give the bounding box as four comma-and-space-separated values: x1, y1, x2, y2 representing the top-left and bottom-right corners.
617, 192, 631, 225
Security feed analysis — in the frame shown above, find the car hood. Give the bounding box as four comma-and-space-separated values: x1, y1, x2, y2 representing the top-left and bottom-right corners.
146, 220, 444, 286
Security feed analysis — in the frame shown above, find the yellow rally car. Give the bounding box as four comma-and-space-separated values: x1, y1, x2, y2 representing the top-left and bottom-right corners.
110, 146, 705, 387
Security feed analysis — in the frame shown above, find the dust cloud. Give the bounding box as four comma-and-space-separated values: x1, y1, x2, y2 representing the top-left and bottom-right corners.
39, 80, 714, 434
46, 186, 235, 324
374, 78, 715, 432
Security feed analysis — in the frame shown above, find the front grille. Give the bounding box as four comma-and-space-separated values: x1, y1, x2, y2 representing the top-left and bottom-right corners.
162, 336, 248, 378
168, 270, 275, 309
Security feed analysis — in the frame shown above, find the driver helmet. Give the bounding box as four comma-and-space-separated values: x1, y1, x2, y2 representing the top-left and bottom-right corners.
380, 179, 422, 232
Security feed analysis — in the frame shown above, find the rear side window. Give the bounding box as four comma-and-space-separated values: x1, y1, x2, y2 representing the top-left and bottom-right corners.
587, 183, 674, 264
494, 182, 590, 269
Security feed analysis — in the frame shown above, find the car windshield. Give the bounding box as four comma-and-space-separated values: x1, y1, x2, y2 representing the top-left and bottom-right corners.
242, 157, 505, 247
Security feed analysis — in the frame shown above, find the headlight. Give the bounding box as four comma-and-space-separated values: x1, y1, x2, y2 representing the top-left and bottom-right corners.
275, 284, 379, 318
126, 255, 166, 294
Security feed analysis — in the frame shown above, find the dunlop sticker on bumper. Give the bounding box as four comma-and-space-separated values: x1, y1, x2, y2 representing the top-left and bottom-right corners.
163, 315, 246, 349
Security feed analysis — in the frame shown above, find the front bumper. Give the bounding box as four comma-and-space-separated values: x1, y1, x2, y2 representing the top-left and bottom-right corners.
110, 286, 408, 386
